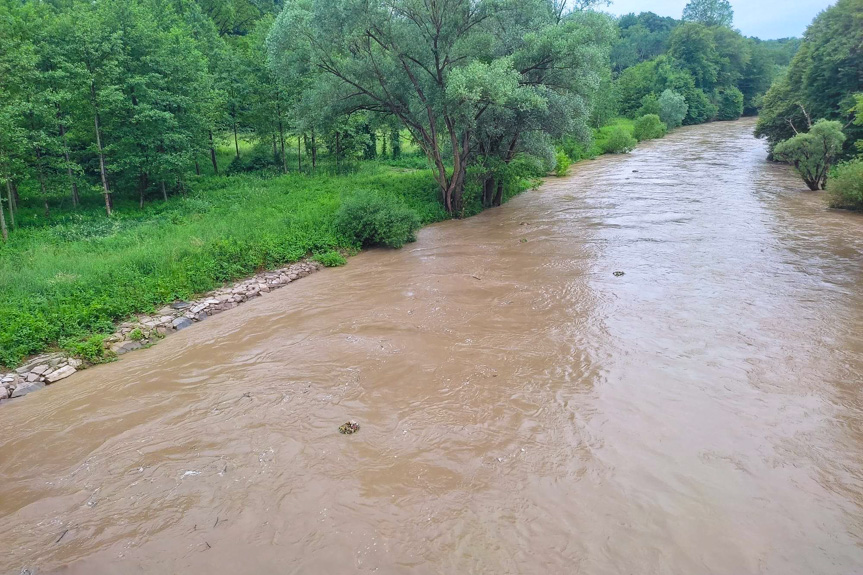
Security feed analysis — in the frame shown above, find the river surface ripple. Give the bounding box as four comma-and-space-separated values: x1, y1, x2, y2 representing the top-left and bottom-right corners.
2, 118, 862, 574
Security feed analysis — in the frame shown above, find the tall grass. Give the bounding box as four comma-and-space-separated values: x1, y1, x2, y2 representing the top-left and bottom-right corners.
0, 165, 448, 367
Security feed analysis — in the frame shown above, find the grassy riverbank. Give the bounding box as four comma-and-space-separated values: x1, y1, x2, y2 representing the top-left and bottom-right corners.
0, 160, 540, 368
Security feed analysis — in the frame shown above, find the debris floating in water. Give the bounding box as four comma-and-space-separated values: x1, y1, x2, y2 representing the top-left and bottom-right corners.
339, 422, 360, 435
613, 271, 625, 277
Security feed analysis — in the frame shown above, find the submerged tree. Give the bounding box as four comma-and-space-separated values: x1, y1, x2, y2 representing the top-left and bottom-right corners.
773, 119, 846, 190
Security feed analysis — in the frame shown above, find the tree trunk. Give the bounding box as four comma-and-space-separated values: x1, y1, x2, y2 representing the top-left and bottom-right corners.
233, 121, 240, 159
272, 133, 279, 163
58, 120, 79, 207
482, 177, 494, 207
209, 130, 219, 174
161, 181, 168, 201
381, 132, 388, 158
311, 129, 317, 170
195, 160, 201, 176
335, 132, 341, 172
92, 82, 112, 217
493, 180, 504, 207
35, 149, 49, 218
7, 179, 16, 228
138, 172, 149, 208
278, 118, 287, 174
298, 133, 302, 172
391, 129, 401, 159
0, 184, 7, 242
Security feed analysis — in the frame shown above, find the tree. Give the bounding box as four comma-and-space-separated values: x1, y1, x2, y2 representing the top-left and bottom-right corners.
669, 23, 719, 91
682, 0, 733, 28
714, 86, 743, 120
773, 120, 846, 190
658, 89, 687, 128
633, 114, 666, 141
756, 0, 862, 156
268, 0, 613, 214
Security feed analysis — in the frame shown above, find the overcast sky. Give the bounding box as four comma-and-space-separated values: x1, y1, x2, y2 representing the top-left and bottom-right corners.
603, 0, 836, 39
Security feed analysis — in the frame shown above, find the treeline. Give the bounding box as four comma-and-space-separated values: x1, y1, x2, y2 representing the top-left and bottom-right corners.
604, 8, 799, 130
0, 0, 797, 243
755, 0, 861, 206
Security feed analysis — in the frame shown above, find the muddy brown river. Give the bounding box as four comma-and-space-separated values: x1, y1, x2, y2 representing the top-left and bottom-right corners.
2, 119, 863, 574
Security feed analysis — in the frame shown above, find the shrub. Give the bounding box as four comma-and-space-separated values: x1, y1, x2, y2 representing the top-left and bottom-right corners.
658, 89, 688, 129
334, 190, 421, 248
633, 114, 668, 141
684, 88, 717, 124
313, 250, 348, 267
774, 119, 846, 190
826, 160, 863, 210
128, 328, 144, 341
714, 86, 744, 121
602, 126, 638, 154
554, 151, 571, 176
637, 93, 661, 117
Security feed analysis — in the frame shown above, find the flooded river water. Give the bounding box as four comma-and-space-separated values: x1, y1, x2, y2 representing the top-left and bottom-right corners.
2, 118, 863, 574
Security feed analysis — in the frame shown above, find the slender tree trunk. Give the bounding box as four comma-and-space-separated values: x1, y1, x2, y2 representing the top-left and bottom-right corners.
35, 149, 49, 218
381, 132, 388, 158
278, 121, 287, 174
335, 131, 341, 172
138, 172, 148, 208
92, 83, 112, 216
233, 121, 240, 158
58, 120, 79, 207
272, 133, 278, 163
209, 130, 219, 174
493, 180, 504, 207
298, 134, 302, 172
161, 181, 167, 201
0, 185, 7, 242
195, 160, 201, 176
311, 129, 317, 170
7, 179, 16, 228
391, 129, 401, 159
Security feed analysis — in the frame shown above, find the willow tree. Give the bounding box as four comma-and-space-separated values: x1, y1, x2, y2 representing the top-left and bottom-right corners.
269, 0, 610, 214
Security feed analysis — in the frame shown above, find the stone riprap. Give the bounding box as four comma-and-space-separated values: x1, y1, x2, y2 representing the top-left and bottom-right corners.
0, 260, 321, 403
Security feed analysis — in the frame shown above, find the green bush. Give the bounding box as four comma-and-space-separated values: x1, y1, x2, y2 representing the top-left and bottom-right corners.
658, 89, 688, 129
633, 114, 668, 141
602, 126, 638, 154
714, 86, 744, 121
637, 93, 661, 117
554, 151, 571, 176
774, 120, 847, 190
313, 250, 348, 267
334, 190, 422, 249
826, 160, 863, 210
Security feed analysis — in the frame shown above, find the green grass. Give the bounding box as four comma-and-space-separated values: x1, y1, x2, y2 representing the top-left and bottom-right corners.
0, 164, 452, 367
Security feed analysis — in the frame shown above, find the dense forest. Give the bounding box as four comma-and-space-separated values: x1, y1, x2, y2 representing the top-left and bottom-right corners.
0, 0, 860, 367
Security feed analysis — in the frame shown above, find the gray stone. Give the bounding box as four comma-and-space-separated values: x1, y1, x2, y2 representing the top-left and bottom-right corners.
111, 340, 143, 355
194, 312, 208, 321
46, 365, 77, 383
171, 301, 191, 310
0, 386, 8, 400
69, 358, 83, 368
29, 364, 49, 376
11, 381, 45, 398
26, 372, 41, 383
172, 317, 193, 331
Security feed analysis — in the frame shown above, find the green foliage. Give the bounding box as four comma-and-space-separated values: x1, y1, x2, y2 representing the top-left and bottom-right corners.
633, 114, 668, 141
756, 0, 862, 155
611, 12, 678, 74
602, 125, 638, 154
333, 190, 422, 249
313, 250, 347, 267
0, 165, 460, 367
773, 120, 847, 190
59, 334, 109, 365
554, 151, 571, 177
638, 93, 661, 117
714, 86, 744, 121
682, 0, 734, 27
658, 89, 688, 129
128, 328, 144, 341
826, 160, 863, 210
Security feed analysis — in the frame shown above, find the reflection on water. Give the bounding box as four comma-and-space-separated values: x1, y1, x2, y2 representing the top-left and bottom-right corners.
1, 118, 862, 574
